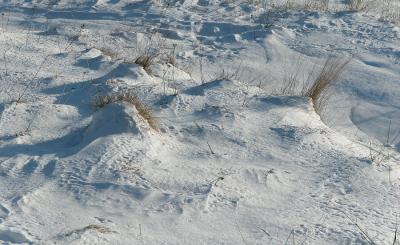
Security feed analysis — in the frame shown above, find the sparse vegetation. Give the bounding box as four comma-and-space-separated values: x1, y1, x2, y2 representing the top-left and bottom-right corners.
280, 56, 350, 115
128, 32, 172, 75
167, 43, 177, 66
305, 56, 351, 113
65, 224, 113, 237
98, 47, 120, 60
95, 90, 158, 131
135, 54, 154, 74
215, 67, 241, 81
252, 0, 398, 22
366, 120, 398, 166
368, 141, 390, 165
347, 0, 370, 11
280, 56, 313, 96
266, 0, 332, 11
303, 0, 331, 11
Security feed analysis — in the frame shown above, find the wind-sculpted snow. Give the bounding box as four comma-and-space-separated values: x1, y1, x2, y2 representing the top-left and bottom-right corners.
0, 0, 399, 244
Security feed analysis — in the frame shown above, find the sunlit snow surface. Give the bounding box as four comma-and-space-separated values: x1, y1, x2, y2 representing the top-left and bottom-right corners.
0, 0, 399, 244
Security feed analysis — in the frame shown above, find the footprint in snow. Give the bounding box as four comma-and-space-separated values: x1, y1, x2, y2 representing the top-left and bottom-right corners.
22, 160, 38, 175
0, 204, 9, 223
0, 229, 31, 244
42, 160, 57, 178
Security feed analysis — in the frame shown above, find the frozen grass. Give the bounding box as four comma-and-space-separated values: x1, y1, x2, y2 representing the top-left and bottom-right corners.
65, 224, 113, 237
262, 0, 399, 21
305, 56, 351, 113
95, 91, 158, 131
135, 55, 154, 74
128, 34, 178, 74
128, 32, 171, 75
280, 56, 351, 115
347, 0, 370, 11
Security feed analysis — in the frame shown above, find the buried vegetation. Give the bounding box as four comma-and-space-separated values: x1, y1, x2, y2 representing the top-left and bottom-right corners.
134, 55, 154, 74
305, 56, 351, 113
281, 56, 351, 115
94, 91, 158, 131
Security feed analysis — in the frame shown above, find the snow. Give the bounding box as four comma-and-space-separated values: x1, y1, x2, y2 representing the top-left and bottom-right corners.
0, 0, 399, 244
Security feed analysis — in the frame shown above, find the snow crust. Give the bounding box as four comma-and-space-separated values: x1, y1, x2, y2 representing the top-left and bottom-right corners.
0, 0, 399, 244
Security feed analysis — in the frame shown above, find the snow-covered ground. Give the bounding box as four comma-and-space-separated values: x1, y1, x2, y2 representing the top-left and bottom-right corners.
0, 0, 399, 244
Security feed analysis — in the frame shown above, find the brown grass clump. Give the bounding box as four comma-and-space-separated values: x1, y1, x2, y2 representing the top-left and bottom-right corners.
65, 224, 113, 237
94, 94, 116, 108
347, 0, 369, 11
135, 55, 153, 74
98, 48, 119, 60
303, 0, 330, 11
280, 55, 351, 115
273, 0, 331, 11
305, 56, 351, 113
84, 224, 113, 234
94, 91, 158, 131
132, 95, 158, 131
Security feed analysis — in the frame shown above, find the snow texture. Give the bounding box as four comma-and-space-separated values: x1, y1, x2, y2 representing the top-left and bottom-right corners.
0, 0, 399, 244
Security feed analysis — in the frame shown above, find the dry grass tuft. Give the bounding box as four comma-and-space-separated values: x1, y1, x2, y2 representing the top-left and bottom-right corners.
167, 53, 176, 66
272, 0, 332, 11
94, 91, 158, 131
131, 95, 158, 131
347, 0, 370, 11
280, 55, 351, 115
129, 32, 172, 74
135, 55, 154, 74
98, 47, 120, 60
215, 68, 240, 81
305, 56, 351, 113
65, 224, 113, 237
85, 224, 113, 234
303, 0, 330, 11
167, 44, 177, 66
94, 94, 116, 108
